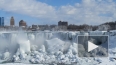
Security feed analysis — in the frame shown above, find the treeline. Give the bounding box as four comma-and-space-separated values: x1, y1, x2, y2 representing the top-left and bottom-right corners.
67, 24, 97, 31
67, 21, 116, 31
101, 21, 116, 30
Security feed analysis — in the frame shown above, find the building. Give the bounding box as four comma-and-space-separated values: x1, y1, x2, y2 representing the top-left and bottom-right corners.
32, 24, 37, 31
31, 25, 39, 31
58, 21, 68, 26
58, 21, 68, 31
0, 17, 4, 26
38, 25, 49, 31
19, 20, 27, 27
10, 16, 15, 26
0, 17, 1, 26
1, 17, 4, 26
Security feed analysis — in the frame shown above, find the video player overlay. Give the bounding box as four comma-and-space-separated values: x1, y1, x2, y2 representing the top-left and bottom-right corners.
78, 35, 108, 57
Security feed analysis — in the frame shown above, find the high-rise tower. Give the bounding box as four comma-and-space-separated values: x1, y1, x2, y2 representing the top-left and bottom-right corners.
1, 17, 4, 26
0, 17, 4, 26
0, 17, 1, 26
10, 16, 15, 26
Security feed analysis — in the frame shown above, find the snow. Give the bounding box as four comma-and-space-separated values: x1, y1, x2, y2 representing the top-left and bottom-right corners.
0, 31, 115, 65
18, 40, 31, 53
89, 31, 107, 35
45, 38, 65, 53
0, 63, 43, 65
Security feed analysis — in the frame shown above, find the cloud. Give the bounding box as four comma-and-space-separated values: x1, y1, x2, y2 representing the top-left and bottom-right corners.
0, 0, 56, 20
57, 0, 116, 25
0, 0, 116, 25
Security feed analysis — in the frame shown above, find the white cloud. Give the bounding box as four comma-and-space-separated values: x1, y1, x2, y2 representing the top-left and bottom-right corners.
57, 0, 116, 25
0, 0, 56, 20
0, 0, 116, 25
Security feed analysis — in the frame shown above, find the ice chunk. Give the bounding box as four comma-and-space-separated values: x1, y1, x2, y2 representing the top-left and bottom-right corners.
18, 40, 30, 53
45, 38, 64, 53
3, 51, 10, 60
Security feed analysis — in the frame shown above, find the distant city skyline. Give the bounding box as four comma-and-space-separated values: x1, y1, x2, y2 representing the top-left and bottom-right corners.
0, 0, 116, 26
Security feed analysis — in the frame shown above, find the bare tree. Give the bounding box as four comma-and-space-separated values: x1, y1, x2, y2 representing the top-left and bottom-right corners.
97, 24, 110, 31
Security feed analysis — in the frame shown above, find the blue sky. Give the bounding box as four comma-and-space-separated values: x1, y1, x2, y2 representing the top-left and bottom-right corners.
37, 0, 81, 7
0, 0, 116, 26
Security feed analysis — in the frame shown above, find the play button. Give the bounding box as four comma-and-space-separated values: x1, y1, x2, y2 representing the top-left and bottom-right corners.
88, 41, 99, 52
78, 35, 108, 57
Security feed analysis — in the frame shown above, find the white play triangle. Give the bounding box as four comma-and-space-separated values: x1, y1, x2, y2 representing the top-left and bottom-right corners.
88, 41, 99, 52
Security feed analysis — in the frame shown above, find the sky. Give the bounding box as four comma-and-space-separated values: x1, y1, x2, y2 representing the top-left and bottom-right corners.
0, 0, 116, 26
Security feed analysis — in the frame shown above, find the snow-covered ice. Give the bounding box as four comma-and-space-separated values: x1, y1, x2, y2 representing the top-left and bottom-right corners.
0, 31, 115, 65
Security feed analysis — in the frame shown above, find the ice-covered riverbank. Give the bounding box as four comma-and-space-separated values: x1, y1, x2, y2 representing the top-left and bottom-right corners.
0, 31, 115, 65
